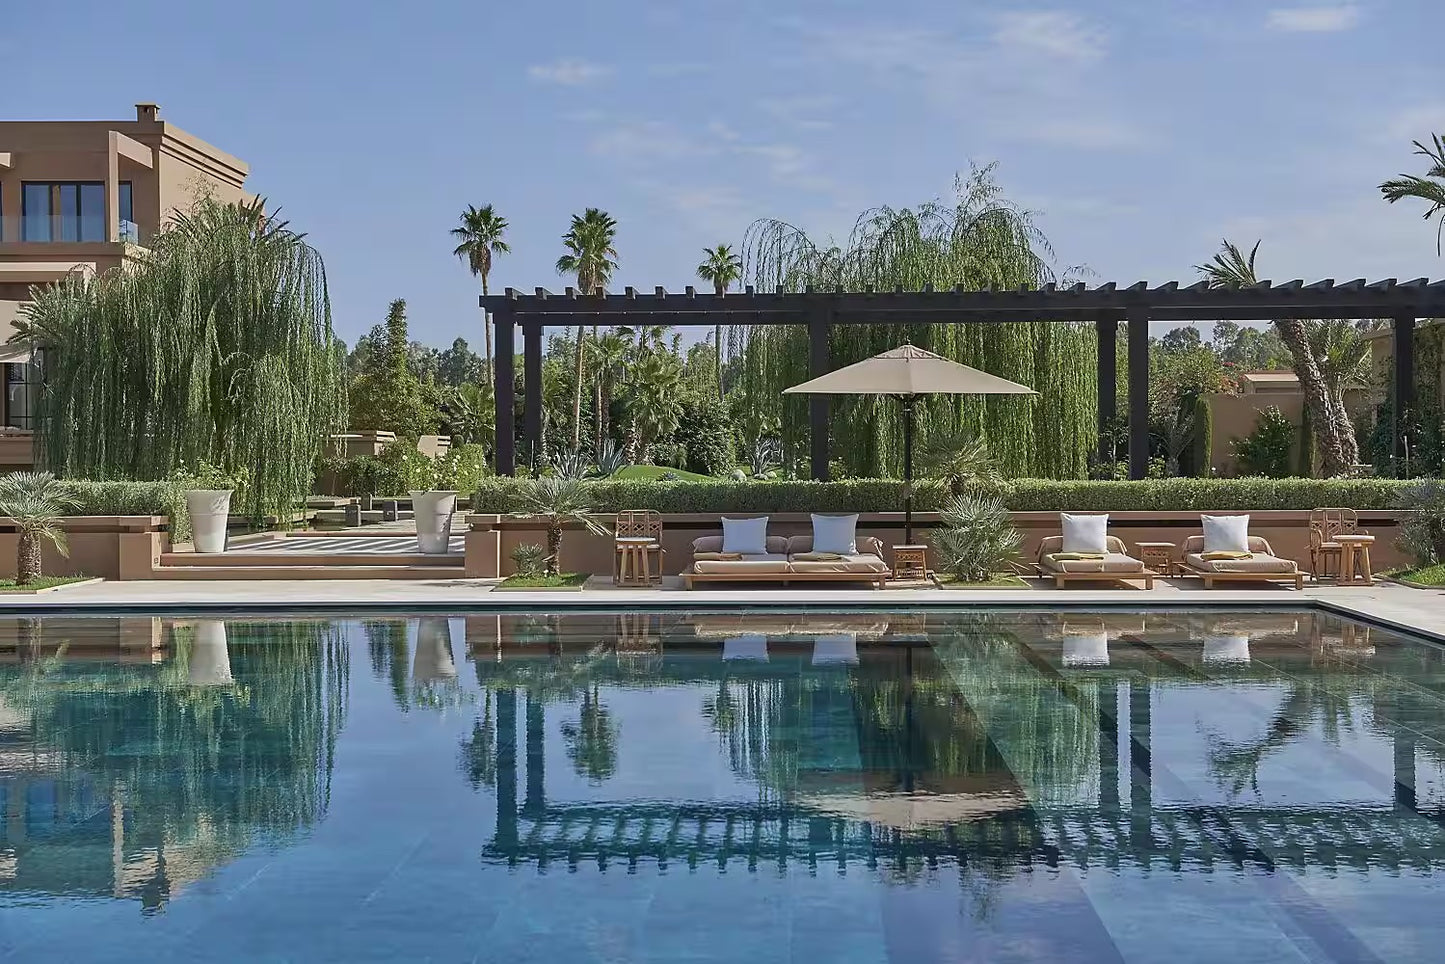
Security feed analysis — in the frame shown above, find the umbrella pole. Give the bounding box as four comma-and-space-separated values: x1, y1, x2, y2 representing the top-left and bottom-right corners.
903, 396, 915, 545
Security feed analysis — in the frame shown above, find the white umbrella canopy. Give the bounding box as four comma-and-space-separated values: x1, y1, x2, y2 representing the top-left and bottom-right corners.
782, 344, 1037, 398
783, 344, 1036, 544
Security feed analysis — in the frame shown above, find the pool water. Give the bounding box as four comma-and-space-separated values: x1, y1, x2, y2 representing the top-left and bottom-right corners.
1, 609, 1443, 962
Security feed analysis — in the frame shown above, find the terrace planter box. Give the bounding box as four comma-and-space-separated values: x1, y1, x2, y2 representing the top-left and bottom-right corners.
0, 516, 169, 581
464, 510, 1410, 578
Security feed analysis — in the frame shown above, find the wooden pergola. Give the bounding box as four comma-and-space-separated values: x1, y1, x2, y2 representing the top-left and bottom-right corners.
482, 279, 1445, 480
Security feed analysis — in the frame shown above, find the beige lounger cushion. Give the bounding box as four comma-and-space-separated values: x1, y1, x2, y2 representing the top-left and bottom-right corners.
787, 553, 891, 574
1184, 552, 1296, 573
1180, 534, 1295, 573
1041, 553, 1145, 574
692, 553, 792, 574
693, 534, 789, 555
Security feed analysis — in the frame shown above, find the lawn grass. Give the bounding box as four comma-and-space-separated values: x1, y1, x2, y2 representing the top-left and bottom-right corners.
1384, 564, 1445, 587
496, 572, 590, 590
612, 465, 714, 482
0, 576, 95, 593
934, 572, 1032, 590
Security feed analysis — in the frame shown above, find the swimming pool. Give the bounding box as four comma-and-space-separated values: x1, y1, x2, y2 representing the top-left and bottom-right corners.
1, 609, 1442, 962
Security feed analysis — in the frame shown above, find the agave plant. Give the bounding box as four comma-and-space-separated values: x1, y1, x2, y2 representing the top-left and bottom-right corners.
548, 444, 590, 480
511, 477, 608, 575
0, 472, 81, 585
593, 439, 629, 478
749, 435, 783, 478
930, 494, 1022, 582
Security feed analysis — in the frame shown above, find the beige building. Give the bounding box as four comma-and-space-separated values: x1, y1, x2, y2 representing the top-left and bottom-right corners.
0, 104, 249, 464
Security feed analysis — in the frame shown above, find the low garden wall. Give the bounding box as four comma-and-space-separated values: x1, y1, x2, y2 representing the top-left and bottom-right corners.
465, 509, 1411, 577
0, 516, 169, 581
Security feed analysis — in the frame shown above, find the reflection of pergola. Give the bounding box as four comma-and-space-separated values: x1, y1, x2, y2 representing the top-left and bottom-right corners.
482, 282, 1445, 479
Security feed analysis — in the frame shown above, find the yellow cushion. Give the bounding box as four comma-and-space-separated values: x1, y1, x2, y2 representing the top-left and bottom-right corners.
1051, 552, 1106, 561
1201, 551, 1253, 560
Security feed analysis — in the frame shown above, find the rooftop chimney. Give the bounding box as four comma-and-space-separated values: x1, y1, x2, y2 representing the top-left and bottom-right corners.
135, 103, 160, 123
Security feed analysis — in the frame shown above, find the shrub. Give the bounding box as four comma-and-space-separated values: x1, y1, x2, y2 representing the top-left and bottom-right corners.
1394, 479, 1445, 565
510, 543, 547, 577
1233, 407, 1295, 478
473, 475, 1407, 515
1190, 397, 1213, 476
679, 394, 734, 476
66, 479, 193, 541
931, 494, 1022, 581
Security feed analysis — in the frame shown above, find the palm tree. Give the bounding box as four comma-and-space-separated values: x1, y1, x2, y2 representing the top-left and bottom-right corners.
450, 204, 510, 389
560, 684, 618, 783
1196, 240, 1358, 476
626, 352, 684, 462
697, 243, 743, 398
0, 472, 80, 585
1380, 134, 1445, 254
587, 329, 631, 450
556, 209, 619, 450
511, 477, 608, 575
917, 432, 1001, 496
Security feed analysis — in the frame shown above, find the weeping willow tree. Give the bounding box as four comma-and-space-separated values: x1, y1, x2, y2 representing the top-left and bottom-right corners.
733, 166, 1096, 479
17, 197, 347, 522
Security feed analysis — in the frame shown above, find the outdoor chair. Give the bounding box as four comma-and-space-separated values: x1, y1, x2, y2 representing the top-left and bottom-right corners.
1179, 534, 1303, 590
1036, 535, 1155, 590
613, 509, 664, 586
1308, 508, 1371, 583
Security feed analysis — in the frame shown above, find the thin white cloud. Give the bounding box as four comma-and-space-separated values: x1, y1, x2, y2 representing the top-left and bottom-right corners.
991, 11, 1109, 63
758, 94, 838, 131
527, 59, 611, 86
1265, 6, 1361, 32
587, 121, 714, 164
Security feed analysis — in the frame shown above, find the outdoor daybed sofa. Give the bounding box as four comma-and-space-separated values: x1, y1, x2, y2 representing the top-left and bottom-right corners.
1036, 534, 1156, 589
1178, 534, 1303, 590
683, 533, 890, 589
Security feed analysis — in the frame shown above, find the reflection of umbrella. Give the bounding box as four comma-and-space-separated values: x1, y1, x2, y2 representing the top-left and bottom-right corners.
784, 344, 1035, 542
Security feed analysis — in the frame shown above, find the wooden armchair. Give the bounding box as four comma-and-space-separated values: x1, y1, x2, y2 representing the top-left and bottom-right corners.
614, 509, 664, 585
1308, 508, 1368, 583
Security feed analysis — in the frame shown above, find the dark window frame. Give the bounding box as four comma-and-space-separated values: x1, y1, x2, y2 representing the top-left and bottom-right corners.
20, 181, 133, 242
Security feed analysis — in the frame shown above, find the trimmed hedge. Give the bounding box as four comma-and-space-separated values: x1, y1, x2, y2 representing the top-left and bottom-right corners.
66, 479, 192, 541
473, 476, 1411, 515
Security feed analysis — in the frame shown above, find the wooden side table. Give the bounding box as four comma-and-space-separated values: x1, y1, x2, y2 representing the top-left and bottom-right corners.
892, 545, 929, 581
1335, 534, 1375, 586
615, 537, 657, 587
1135, 542, 1176, 576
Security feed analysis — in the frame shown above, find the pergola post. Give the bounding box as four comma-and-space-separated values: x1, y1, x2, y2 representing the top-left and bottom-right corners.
1096, 316, 1118, 465
493, 308, 516, 476
808, 306, 831, 481
1126, 307, 1150, 480
523, 321, 543, 476
1393, 315, 1416, 473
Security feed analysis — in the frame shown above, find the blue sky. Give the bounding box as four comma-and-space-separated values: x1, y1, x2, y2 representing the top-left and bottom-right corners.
8, 0, 1444, 347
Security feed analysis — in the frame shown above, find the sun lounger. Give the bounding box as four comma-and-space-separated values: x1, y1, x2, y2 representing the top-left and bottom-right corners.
1036, 535, 1155, 590
1178, 534, 1303, 590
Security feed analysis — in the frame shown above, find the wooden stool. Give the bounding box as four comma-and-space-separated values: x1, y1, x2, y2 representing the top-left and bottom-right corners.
1335, 534, 1375, 586
1135, 542, 1177, 577
615, 537, 656, 587
892, 545, 928, 581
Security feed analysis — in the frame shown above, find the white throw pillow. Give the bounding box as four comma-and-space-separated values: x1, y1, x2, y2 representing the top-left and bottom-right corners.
721, 516, 769, 555
811, 514, 859, 555
1202, 515, 1250, 554
1061, 513, 1109, 554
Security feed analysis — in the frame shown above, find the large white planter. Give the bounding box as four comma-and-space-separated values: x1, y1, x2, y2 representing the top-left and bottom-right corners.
188, 620, 234, 687
410, 490, 458, 554
413, 616, 458, 685
186, 489, 233, 554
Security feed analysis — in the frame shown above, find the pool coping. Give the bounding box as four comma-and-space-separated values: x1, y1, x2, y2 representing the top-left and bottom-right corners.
0, 583, 1438, 646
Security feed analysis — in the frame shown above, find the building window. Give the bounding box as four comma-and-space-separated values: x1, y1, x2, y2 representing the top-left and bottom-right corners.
4, 358, 40, 431
21, 182, 131, 242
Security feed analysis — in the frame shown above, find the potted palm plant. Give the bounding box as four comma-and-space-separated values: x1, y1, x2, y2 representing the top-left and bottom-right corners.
0, 472, 80, 586
183, 462, 244, 554
512, 477, 607, 576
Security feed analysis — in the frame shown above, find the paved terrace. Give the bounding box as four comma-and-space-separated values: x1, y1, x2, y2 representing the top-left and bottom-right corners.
0, 578, 1441, 643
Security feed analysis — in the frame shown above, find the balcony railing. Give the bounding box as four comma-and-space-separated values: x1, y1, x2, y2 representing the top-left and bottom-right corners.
0, 216, 147, 245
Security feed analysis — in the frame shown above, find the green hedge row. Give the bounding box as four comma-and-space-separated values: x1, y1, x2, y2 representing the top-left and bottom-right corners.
66, 479, 193, 541
474, 476, 1412, 515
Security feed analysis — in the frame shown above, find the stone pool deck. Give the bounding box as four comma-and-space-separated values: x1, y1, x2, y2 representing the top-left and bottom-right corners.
0, 577, 1440, 643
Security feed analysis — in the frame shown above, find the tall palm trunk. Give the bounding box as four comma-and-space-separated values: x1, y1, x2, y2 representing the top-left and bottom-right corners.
593, 324, 603, 458
16, 529, 41, 585
713, 280, 725, 399
1273, 319, 1356, 474
572, 325, 586, 450
481, 275, 493, 390
546, 523, 563, 576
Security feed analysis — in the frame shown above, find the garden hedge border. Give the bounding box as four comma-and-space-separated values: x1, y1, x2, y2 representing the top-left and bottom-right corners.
473, 476, 1411, 514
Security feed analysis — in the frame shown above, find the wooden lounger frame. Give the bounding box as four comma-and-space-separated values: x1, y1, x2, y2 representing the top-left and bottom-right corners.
1178, 564, 1304, 590
1038, 567, 1156, 590
683, 570, 888, 590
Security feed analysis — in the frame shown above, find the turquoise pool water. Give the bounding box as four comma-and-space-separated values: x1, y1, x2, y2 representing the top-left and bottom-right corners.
1, 609, 1442, 962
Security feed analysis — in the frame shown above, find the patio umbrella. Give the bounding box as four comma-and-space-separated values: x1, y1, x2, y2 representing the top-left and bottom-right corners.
783, 344, 1035, 543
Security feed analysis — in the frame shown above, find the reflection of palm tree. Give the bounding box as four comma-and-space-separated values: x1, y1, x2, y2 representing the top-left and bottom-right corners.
561, 684, 618, 783
458, 692, 497, 789
364, 620, 409, 710
1208, 681, 1360, 795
